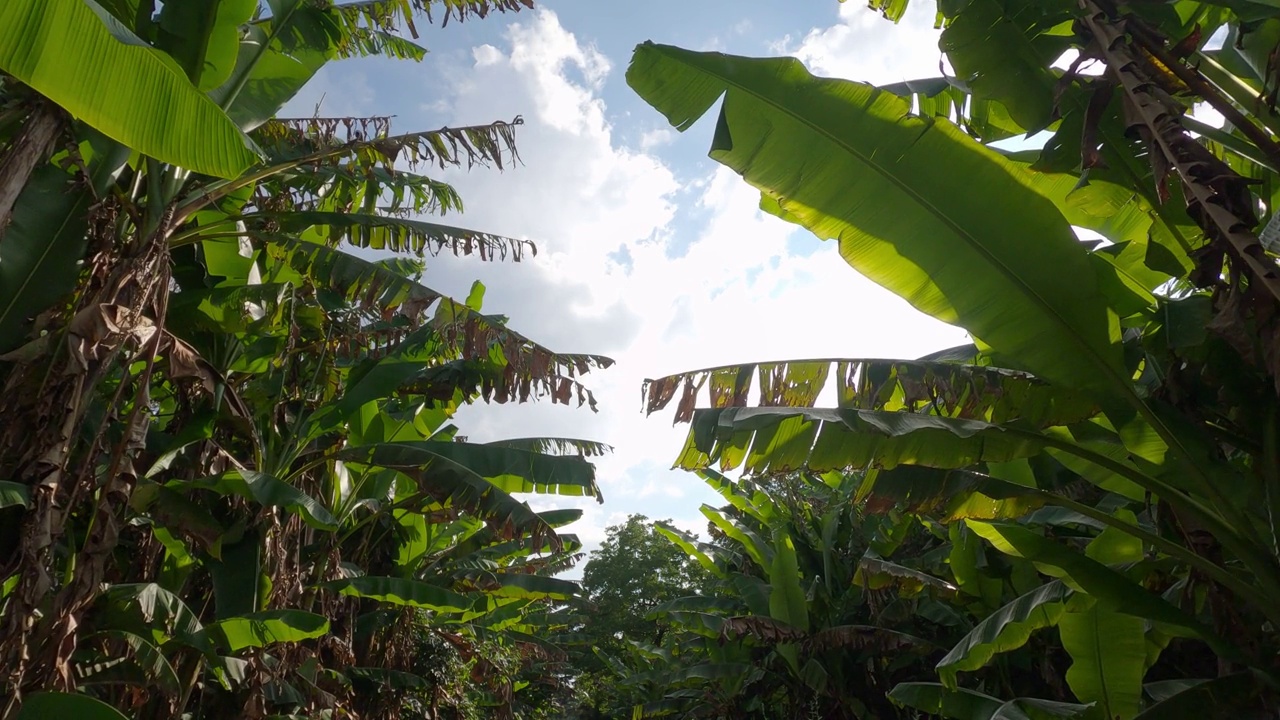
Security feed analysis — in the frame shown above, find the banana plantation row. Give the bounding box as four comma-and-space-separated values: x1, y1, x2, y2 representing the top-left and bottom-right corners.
0, 0, 1277, 717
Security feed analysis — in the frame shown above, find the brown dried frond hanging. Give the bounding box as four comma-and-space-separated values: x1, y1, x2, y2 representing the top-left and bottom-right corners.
1078, 0, 1280, 390
0, 198, 175, 697
261, 212, 537, 261
433, 304, 614, 410
255, 117, 523, 174
268, 116, 395, 146
642, 358, 1095, 428
523, 551, 585, 576
333, 0, 533, 37
719, 616, 808, 646
425, 0, 535, 26
1079, 0, 1280, 300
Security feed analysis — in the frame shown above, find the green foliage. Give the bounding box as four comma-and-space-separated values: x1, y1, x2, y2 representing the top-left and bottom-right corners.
627, 0, 1280, 716
0, 2, 605, 718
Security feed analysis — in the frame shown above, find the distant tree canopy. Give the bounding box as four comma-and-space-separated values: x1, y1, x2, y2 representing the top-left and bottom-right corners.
581, 514, 714, 645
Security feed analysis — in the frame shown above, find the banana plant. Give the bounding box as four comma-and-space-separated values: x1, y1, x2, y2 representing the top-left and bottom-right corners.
0, 1, 612, 717
600, 472, 970, 719
630, 0, 1280, 715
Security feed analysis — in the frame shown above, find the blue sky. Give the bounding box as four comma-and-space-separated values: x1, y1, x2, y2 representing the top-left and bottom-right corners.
288, 1, 972, 562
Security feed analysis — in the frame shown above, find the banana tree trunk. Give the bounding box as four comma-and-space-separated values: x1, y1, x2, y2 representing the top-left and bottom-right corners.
0, 101, 64, 239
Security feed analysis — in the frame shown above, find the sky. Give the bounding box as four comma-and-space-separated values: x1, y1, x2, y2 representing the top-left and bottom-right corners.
287, 0, 973, 565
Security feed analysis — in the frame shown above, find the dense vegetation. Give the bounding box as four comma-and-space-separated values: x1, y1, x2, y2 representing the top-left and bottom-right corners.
0, 1, 607, 718
6, 0, 1280, 717
612, 0, 1280, 716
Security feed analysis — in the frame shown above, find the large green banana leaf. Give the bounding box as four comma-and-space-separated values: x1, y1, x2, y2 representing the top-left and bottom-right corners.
97, 583, 213, 653
888, 684, 1005, 719
1052, 513, 1153, 719
1059, 606, 1145, 720
626, 44, 1125, 394
175, 470, 338, 530
197, 610, 329, 653
655, 522, 729, 577
342, 447, 559, 543
215, 22, 330, 131
937, 581, 1072, 686
0, 481, 30, 509
0, 0, 257, 178
701, 505, 772, 567
768, 531, 809, 635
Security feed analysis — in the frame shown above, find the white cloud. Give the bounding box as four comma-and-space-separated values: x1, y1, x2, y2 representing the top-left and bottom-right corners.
638, 127, 675, 151
778, 2, 946, 85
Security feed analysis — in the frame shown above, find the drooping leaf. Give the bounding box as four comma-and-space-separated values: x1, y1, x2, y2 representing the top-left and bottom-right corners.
257, 211, 535, 260
937, 581, 1072, 687
380, 456, 558, 546
767, 531, 808, 633
199, 610, 329, 652
472, 573, 578, 601
97, 583, 212, 653
889, 683, 1096, 720
937, 0, 1064, 132
627, 662, 756, 688
701, 505, 772, 568
990, 698, 1099, 720
346, 667, 431, 690
854, 556, 958, 596
177, 471, 337, 530
486, 437, 613, 457
679, 407, 1047, 474
858, 465, 1046, 521
356, 440, 601, 499
654, 522, 728, 578
803, 625, 937, 654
